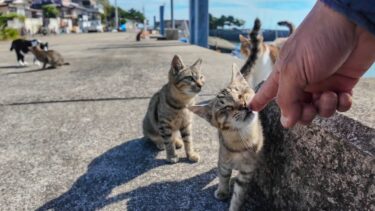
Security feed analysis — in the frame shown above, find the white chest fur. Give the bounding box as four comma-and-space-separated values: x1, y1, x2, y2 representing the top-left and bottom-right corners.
250, 46, 274, 88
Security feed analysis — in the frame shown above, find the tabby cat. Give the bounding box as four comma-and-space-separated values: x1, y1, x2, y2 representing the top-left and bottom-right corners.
189, 64, 263, 211
239, 18, 295, 88
143, 55, 205, 163
29, 46, 70, 69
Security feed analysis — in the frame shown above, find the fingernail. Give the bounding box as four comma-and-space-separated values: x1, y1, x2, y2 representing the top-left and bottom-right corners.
281, 115, 289, 127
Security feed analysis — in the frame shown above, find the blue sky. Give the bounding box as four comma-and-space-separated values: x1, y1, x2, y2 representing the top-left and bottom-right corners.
110, 0, 374, 77
109, 0, 316, 29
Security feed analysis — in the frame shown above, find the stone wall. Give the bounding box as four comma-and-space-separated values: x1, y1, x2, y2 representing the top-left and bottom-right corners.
251, 95, 374, 210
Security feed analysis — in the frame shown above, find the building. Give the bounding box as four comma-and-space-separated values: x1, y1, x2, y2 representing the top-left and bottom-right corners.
0, 0, 43, 35
31, 0, 104, 33
0, 0, 42, 18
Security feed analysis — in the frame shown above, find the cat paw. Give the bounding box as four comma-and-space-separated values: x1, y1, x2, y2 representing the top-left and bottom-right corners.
156, 143, 165, 151
175, 139, 183, 149
187, 152, 200, 162
214, 189, 230, 201
167, 155, 179, 164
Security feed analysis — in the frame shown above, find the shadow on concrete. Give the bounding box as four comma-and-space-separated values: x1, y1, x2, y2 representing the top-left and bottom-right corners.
101, 168, 224, 210
90, 42, 187, 50
36, 138, 163, 210
5, 96, 151, 106
4, 68, 53, 75
0, 65, 27, 69
36, 138, 225, 210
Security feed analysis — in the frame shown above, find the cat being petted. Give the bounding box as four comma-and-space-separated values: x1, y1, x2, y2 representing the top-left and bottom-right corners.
189, 64, 263, 211
143, 55, 205, 163
29, 46, 70, 69
239, 18, 295, 88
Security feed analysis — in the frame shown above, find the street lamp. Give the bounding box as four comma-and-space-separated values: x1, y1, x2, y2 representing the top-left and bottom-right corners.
115, 0, 119, 30
171, 0, 175, 29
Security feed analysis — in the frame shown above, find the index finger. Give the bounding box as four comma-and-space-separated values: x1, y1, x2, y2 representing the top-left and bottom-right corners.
250, 70, 279, 111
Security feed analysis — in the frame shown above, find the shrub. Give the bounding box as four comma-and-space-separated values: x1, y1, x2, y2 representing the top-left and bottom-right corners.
42, 5, 60, 18
0, 28, 19, 40
0, 13, 26, 27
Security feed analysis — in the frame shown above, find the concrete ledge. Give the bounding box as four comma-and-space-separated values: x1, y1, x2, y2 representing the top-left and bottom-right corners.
253, 82, 375, 210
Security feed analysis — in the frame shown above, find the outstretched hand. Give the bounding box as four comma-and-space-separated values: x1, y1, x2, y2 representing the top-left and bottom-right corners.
250, 1, 375, 128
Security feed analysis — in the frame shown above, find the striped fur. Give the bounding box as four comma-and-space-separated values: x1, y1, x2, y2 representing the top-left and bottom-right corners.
143, 55, 204, 163
239, 18, 295, 88
29, 46, 69, 69
239, 18, 261, 81
189, 65, 264, 211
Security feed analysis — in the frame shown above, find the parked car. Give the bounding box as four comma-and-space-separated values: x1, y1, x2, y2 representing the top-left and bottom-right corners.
82, 20, 103, 33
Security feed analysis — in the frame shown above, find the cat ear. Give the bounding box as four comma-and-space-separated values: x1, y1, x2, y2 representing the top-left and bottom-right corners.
188, 100, 212, 122
239, 34, 249, 43
171, 55, 185, 74
231, 63, 247, 84
192, 58, 202, 69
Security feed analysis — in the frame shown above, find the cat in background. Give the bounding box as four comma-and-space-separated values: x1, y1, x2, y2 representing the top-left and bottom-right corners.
239, 18, 295, 88
189, 64, 264, 211
10, 39, 48, 66
29, 46, 70, 69
143, 55, 205, 163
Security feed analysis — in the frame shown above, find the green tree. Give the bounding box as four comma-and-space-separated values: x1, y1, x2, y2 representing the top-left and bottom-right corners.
42, 5, 60, 18
126, 8, 145, 23
209, 13, 245, 29
105, 6, 145, 27
97, 0, 111, 24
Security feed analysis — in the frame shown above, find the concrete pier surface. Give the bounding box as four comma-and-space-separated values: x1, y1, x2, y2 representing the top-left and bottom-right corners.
0, 33, 247, 210
0, 33, 373, 210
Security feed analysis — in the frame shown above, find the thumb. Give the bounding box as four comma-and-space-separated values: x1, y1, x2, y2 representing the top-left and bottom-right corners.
276, 66, 305, 128
250, 70, 279, 111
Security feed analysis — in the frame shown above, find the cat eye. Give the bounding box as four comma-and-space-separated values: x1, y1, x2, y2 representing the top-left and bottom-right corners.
185, 76, 194, 82
222, 106, 233, 111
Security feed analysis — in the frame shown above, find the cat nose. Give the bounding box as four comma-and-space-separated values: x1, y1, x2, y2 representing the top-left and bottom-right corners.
196, 82, 203, 88
239, 104, 252, 112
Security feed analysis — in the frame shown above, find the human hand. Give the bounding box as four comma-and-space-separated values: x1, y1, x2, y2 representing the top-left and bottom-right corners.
250, 1, 375, 128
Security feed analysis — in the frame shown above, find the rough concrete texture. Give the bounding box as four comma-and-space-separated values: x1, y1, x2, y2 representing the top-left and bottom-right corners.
347, 78, 375, 128
256, 98, 375, 210
0, 33, 268, 210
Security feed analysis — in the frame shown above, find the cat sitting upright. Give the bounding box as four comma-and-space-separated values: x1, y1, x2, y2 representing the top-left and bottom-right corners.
29, 46, 70, 69
189, 64, 264, 211
143, 55, 205, 163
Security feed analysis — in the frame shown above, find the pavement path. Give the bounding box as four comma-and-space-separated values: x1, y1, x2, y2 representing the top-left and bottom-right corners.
0, 33, 255, 210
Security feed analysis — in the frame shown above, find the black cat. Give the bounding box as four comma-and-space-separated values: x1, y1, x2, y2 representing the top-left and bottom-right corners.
10, 39, 48, 66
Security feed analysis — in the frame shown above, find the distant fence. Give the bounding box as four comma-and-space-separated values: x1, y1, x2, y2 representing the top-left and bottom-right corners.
209, 29, 290, 42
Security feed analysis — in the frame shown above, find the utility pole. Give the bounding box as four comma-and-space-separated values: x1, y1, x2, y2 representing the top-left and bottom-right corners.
189, 0, 208, 47
115, 0, 118, 30
160, 5, 165, 36
143, 5, 147, 31
171, 0, 175, 29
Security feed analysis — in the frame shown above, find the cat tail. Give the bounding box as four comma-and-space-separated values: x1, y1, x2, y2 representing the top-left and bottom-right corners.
277, 21, 295, 36
240, 18, 261, 79
63, 62, 70, 65
10, 41, 15, 51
